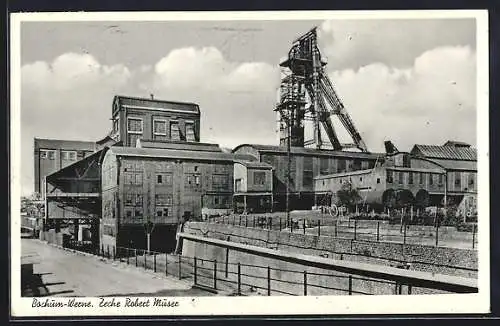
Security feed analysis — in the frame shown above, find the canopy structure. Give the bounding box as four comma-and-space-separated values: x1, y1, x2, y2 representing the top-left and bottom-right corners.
45, 148, 107, 219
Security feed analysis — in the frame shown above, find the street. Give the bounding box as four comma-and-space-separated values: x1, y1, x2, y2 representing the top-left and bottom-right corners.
21, 239, 212, 297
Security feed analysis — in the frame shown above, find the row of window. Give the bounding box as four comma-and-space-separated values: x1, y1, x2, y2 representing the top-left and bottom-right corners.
127, 117, 196, 142
123, 172, 225, 187
123, 206, 172, 219
40, 150, 78, 161
386, 171, 475, 188
123, 193, 174, 207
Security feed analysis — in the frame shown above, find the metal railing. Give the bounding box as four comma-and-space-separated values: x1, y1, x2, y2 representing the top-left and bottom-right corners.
207, 214, 478, 249
86, 241, 476, 297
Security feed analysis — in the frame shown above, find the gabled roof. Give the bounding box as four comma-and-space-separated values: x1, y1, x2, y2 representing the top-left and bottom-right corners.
411, 144, 477, 161
114, 95, 200, 114
108, 146, 255, 163
232, 143, 382, 159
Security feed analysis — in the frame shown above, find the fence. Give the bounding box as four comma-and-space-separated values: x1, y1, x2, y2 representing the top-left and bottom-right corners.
84, 242, 476, 297
207, 214, 478, 249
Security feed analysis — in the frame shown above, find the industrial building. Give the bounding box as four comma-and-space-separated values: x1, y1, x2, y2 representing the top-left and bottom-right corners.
34, 138, 97, 196
232, 144, 382, 210
314, 141, 477, 215
233, 160, 274, 213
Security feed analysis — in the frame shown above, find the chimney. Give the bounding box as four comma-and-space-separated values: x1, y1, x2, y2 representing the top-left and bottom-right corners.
150, 93, 154, 100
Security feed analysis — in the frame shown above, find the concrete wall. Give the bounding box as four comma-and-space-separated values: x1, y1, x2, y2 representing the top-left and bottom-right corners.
182, 222, 477, 279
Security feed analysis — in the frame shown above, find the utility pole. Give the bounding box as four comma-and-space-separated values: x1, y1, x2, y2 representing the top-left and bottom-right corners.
286, 112, 291, 228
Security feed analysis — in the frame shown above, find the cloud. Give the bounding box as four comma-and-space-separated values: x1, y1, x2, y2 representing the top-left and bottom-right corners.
318, 19, 476, 71
325, 45, 476, 152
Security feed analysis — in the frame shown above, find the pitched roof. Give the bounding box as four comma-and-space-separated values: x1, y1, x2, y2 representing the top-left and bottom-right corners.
412, 144, 477, 161
108, 146, 255, 162
232, 143, 382, 160
114, 95, 200, 114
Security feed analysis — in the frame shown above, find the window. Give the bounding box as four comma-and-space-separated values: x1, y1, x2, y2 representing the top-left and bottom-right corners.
134, 209, 142, 218
320, 158, 329, 174
127, 134, 141, 147
455, 173, 462, 187
125, 194, 133, 205
468, 173, 475, 187
124, 173, 143, 185
398, 172, 404, 184
135, 194, 143, 206
254, 171, 266, 185
353, 159, 362, 170
337, 159, 346, 173
429, 174, 434, 185
194, 175, 200, 185
127, 117, 143, 133
61, 150, 77, 161
386, 171, 393, 183
156, 207, 170, 217
126, 210, 132, 218
376, 178, 381, 184
359, 177, 363, 182
185, 121, 196, 142
170, 121, 180, 141
153, 119, 167, 136
157, 175, 162, 184
156, 173, 172, 186
408, 172, 414, 184
438, 174, 444, 185
113, 119, 119, 133
419, 172, 424, 184
40, 150, 48, 159
212, 174, 229, 187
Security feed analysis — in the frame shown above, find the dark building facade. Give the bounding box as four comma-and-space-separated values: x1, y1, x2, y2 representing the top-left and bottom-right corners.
232, 144, 382, 210
100, 146, 239, 252
34, 138, 96, 197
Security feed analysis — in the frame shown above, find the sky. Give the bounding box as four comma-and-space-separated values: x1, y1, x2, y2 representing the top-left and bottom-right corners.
19, 18, 477, 196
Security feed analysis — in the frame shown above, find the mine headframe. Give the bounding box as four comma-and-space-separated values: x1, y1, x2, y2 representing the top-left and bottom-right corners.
275, 27, 368, 152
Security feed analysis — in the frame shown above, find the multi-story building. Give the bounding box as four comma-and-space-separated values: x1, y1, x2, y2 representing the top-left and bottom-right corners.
100, 145, 242, 252
232, 144, 383, 210
233, 160, 274, 213
34, 138, 96, 197
314, 141, 477, 216
107, 95, 201, 147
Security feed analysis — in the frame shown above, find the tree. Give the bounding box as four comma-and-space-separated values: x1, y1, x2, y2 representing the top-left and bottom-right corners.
336, 181, 361, 210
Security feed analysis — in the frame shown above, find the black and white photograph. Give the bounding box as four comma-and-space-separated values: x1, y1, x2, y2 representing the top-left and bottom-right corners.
10, 10, 489, 317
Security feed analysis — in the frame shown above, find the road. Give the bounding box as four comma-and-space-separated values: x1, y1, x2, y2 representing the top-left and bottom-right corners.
21, 239, 212, 297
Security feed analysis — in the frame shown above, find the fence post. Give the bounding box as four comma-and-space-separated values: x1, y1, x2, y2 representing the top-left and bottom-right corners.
165, 253, 168, 276
354, 220, 357, 240
107, 245, 110, 258
377, 221, 380, 242
154, 253, 157, 273
303, 219, 306, 234
472, 224, 476, 249
408, 285, 412, 295
267, 266, 271, 296
101, 245, 104, 257
279, 218, 282, 231
245, 217, 248, 228
127, 248, 129, 265
348, 275, 353, 295
135, 249, 138, 267
304, 271, 308, 296
253, 216, 256, 228
113, 246, 116, 260
144, 250, 147, 270
239, 215, 242, 226
213, 260, 217, 290
233, 215, 236, 225
269, 217, 273, 230
317, 219, 321, 237
403, 222, 407, 245
435, 225, 439, 247
237, 263, 241, 295
178, 255, 182, 280
194, 257, 198, 285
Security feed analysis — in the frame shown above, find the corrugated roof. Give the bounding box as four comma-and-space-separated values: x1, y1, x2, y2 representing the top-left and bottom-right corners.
412, 144, 477, 161
109, 146, 254, 163
115, 95, 200, 114
137, 139, 222, 152
234, 160, 273, 169
233, 143, 382, 159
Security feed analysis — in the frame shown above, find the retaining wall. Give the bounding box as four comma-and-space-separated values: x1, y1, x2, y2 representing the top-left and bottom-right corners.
182, 222, 477, 278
